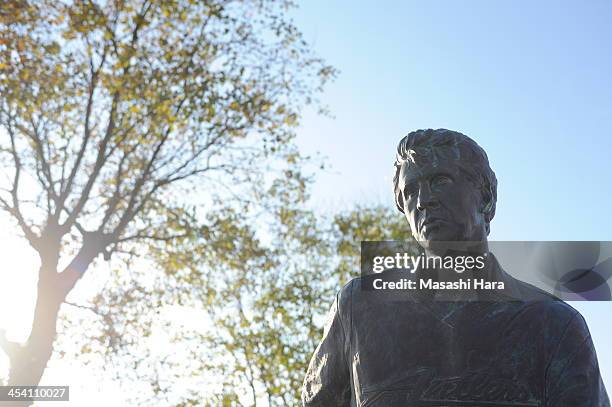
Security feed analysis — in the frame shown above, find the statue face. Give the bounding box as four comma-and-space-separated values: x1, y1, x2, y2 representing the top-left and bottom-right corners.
398, 159, 488, 244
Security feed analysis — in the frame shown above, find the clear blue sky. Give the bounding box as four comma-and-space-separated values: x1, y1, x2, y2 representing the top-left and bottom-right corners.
291, 0, 612, 390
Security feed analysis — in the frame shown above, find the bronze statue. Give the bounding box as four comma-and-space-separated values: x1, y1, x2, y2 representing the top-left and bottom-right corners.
302, 129, 610, 406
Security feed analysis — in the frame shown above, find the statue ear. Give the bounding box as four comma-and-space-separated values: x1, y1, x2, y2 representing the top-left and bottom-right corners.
481, 188, 493, 216
482, 194, 493, 236
483, 200, 492, 214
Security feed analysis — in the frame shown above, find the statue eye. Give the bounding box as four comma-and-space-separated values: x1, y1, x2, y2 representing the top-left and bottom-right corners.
431, 175, 452, 189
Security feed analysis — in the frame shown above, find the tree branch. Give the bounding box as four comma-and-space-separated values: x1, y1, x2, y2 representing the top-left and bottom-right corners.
0, 112, 39, 248
63, 301, 104, 317
58, 44, 108, 213
61, 92, 120, 231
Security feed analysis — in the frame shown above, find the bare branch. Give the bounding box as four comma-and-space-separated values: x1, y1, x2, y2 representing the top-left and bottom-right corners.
58, 44, 108, 211
21, 116, 57, 201
63, 301, 104, 317
99, 144, 137, 228
0, 112, 39, 248
116, 232, 189, 244
61, 92, 120, 231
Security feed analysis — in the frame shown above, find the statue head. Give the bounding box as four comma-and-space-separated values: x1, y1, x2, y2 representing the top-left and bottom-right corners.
393, 129, 497, 245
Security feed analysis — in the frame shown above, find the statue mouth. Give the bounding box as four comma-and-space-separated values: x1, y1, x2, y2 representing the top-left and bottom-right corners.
421, 217, 445, 229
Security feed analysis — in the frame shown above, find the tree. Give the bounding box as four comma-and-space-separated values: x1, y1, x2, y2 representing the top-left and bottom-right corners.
0, 0, 333, 390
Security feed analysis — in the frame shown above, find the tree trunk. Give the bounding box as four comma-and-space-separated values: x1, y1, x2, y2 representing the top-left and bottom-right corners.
0, 265, 83, 406
7, 271, 65, 387
0, 235, 101, 405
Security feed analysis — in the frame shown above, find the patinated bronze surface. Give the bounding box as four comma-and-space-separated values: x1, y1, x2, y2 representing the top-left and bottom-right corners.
302, 129, 610, 406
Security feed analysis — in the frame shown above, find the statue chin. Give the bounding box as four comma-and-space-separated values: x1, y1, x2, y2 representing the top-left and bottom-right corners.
419, 240, 457, 257
420, 239, 488, 258
419, 224, 456, 243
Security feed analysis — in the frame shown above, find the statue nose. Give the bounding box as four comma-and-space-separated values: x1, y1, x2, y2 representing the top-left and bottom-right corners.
416, 183, 438, 211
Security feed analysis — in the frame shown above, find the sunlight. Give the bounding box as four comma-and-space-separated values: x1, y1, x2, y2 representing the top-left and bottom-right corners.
0, 217, 39, 380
